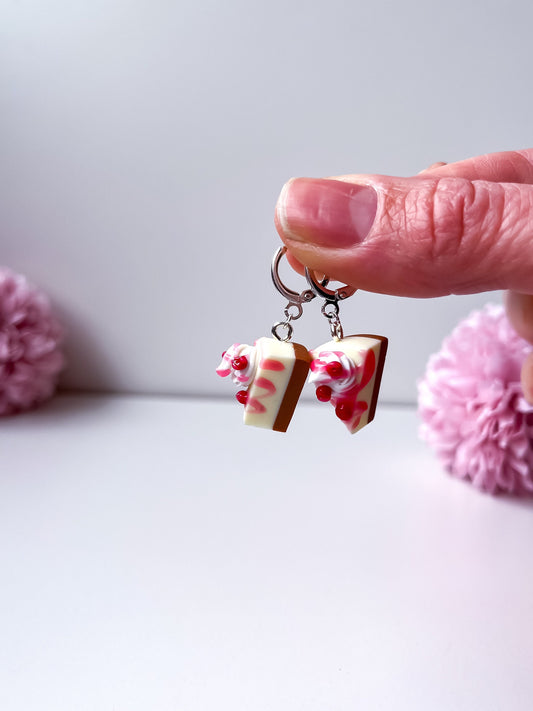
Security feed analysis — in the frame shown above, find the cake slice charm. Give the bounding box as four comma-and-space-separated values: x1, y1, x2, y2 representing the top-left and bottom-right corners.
216, 337, 311, 432
304, 264, 388, 434
216, 246, 388, 433
309, 335, 388, 434
215, 247, 316, 431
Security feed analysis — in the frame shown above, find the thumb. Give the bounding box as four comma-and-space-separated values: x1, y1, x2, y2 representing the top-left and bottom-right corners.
275, 175, 533, 297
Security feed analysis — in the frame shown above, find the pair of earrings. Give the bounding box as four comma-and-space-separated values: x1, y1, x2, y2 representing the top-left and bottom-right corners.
216, 247, 388, 433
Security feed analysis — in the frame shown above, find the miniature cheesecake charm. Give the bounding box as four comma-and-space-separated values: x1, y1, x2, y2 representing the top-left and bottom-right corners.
216, 337, 311, 432
309, 335, 388, 434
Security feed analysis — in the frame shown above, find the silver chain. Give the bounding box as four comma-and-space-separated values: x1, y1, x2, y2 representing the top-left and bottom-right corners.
304, 266, 354, 341
271, 290, 315, 341
321, 299, 344, 340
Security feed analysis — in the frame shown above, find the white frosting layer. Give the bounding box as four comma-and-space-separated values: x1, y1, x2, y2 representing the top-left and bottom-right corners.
308, 350, 361, 395
216, 343, 258, 387
243, 337, 308, 432
217, 338, 310, 431
309, 336, 385, 434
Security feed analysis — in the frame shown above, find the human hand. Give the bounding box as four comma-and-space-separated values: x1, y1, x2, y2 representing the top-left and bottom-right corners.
274, 149, 533, 401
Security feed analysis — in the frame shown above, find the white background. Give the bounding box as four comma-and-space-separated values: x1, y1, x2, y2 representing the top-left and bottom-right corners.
2, 395, 533, 711
3, 0, 532, 401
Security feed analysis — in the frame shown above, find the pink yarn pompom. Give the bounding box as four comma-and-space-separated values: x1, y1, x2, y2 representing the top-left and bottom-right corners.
418, 303, 533, 495
0, 267, 64, 415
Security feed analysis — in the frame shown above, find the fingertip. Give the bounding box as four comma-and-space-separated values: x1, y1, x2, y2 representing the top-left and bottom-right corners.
505, 291, 533, 344
521, 352, 533, 404
275, 170, 533, 298
274, 177, 297, 242
418, 161, 448, 174
274, 178, 315, 276
505, 291, 533, 402
285, 249, 305, 275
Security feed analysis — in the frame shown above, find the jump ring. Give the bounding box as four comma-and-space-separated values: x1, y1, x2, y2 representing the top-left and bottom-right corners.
271, 320, 294, 342
321, 301, 339, 319
284, 303, 303, 320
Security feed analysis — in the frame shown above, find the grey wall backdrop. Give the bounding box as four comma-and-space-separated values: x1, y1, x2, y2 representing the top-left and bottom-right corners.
2, 0, 531, 402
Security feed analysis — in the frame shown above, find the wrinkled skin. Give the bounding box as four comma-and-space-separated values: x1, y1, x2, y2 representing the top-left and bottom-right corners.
274, 149, 533, 402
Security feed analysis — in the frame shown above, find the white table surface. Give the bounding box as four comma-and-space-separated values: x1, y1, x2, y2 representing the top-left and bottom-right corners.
1, 394, 532, 711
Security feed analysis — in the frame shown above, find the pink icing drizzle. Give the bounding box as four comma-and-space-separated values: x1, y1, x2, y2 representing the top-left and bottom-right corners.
260, 358, 285, 371
216, 346, 238, 378
218, 345, 288, 420
310, 350, 343, 373
216, 343, 257, 385
311, 348, 376, 430
245, 362, 282, 415
246, 397, 266, 414
339, 349, 375, 429
255, 376, 276, 394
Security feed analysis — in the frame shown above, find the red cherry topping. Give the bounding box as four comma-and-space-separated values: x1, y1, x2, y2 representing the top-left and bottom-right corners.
316, 385, 332, 402
232, 356, 248, 371
236, 390, 248, 405
335, 401, 353, 421
326, 361, 343, 378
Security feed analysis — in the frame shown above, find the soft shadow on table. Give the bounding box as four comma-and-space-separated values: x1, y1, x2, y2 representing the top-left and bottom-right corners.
437, 464, 533, 510
2, 392, 115, 426
55, 302, 122, 392
496, 491, 533, 510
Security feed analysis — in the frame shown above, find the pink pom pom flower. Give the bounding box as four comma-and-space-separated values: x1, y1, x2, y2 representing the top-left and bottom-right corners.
418, 303, 533, 495
0, 267, 64, 415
